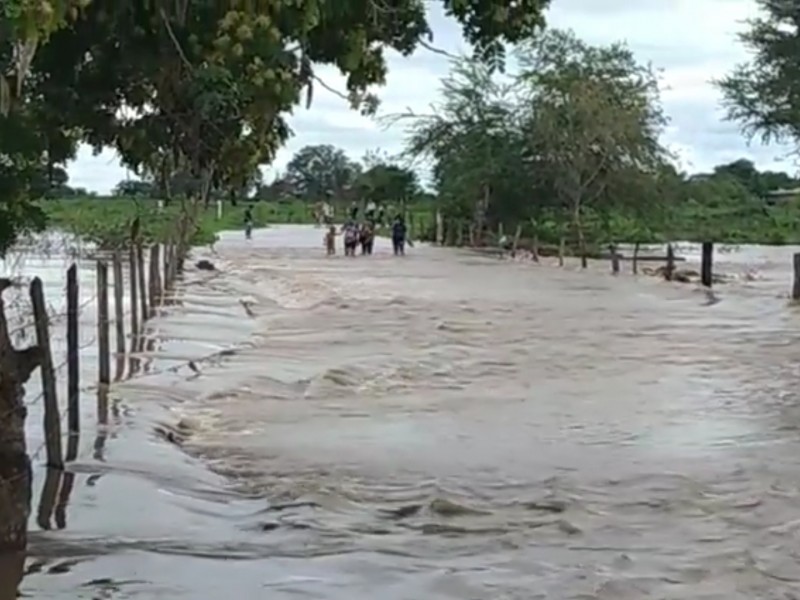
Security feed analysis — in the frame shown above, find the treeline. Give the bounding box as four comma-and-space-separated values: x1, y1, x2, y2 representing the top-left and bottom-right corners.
390, 29, 800, 249
112, 146, 429, 206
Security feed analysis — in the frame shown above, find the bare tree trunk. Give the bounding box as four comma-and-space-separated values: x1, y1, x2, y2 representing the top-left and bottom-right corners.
0, 279, 40, 598
573, 203, 588, 269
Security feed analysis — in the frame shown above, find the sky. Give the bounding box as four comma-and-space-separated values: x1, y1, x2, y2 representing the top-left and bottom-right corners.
66, 0, 793, 194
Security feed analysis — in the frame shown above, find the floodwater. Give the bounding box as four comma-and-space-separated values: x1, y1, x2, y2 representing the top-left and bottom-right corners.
8, 226, 800, 598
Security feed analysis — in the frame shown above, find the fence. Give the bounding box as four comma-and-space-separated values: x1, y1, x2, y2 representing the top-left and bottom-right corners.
0, 221, 184, 532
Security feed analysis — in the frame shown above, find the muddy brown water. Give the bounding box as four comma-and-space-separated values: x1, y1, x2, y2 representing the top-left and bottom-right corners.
11, 227, 800, 598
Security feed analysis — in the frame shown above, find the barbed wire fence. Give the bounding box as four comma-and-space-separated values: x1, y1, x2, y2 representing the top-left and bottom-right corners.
0, 222, 183, 480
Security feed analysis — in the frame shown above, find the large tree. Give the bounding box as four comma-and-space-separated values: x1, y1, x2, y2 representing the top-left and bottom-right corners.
354, 152, 421, 205
516, 29, 669, 264
397, 60, 524, 243
284, 144, 360, 201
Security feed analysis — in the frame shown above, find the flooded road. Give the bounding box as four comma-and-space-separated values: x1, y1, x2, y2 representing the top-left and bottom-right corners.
17, 227, 800, 598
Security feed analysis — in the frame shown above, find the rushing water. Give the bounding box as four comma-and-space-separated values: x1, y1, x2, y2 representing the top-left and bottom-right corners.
13, 226, 800, 598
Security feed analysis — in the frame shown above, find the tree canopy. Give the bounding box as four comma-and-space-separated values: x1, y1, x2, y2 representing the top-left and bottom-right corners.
717, 0, 800, 146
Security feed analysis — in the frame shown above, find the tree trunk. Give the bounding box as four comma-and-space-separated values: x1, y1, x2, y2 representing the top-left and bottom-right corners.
573, 203, 588, 269
0, 280, 40, 598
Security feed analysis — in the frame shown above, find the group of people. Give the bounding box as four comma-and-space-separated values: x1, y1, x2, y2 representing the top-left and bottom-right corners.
325, 214, 408, 257
244, 198, 408, 256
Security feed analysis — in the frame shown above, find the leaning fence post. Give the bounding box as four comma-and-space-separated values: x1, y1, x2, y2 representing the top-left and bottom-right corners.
96, 260, 110, 392
66, 264, 79, 443
30, 277, 63, 470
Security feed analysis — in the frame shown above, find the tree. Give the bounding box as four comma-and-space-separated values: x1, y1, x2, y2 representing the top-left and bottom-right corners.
113, 180, 156, 198
284, 145, 360, 201
516, 30, 669, 264
718, 1, 800, 149
396, 59, 524, 243
354, 162, 421, 205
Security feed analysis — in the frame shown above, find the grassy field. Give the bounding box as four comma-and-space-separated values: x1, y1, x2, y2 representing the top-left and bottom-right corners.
41, 197, 436, 247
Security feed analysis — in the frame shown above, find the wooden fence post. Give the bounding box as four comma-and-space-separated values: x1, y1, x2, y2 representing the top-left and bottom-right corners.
66, 265, 79, 447
112, 253, 125, 381
665, 243, 675, 281
148, 244, 160, 315
701, 242, 713, 288
632, 242, 641, 275
129, 246, 139, 342
112, 253, 125, 354
793, 253, 800, 301
36, 467, 61, 530
30, 277, 63, 470
96, 261, 110, 394
136, 244, 147, 323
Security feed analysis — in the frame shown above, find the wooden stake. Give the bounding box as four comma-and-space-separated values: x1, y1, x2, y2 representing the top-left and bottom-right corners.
701, 242, 713, 288
96, 261, 110, 392
30, 277, 63, 470
66, 264, 79, 441
112, 253, 125, 381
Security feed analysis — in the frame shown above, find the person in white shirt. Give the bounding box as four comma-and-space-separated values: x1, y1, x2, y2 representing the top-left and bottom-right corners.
365, 200, 377, 221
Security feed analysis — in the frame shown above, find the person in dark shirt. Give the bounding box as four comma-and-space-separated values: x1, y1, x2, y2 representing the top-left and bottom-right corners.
243, 205, 254, 239
391, 215, 406, 256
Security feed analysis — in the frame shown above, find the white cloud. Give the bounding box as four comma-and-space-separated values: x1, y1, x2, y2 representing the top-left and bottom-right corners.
66, 0, 795, 194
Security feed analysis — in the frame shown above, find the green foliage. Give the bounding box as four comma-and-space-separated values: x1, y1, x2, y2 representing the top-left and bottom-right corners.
283, 144, 361, 201
41, 197, 278, 248
397, 30, 800, 249
717, 1, 800, 145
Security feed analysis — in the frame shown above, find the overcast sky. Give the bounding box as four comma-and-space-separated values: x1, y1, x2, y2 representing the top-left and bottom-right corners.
66, 0, 793, 194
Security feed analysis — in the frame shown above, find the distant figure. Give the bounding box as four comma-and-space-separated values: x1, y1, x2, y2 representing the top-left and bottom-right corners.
324, 224, 337, 255
322, 201, 334, 225
243, 205, 253, 240
391, 215, 407, 256
377, 203, 385, 226
360, 221, 375, 255
343, 221, 359, 256
349, 200, 359, 221
365, 200, 377, 221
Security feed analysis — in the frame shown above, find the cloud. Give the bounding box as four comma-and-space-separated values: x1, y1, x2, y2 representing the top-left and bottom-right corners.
66, 0, 794, 194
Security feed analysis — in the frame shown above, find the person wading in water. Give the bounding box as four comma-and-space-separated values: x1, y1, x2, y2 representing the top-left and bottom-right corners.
343, 221, 359, 256
391, 215, 407, 256
244, 205, 254, 240
360, 221, 375, 255
324, 224, 337, 255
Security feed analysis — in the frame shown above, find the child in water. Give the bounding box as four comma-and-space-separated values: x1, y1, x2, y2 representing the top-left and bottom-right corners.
324, 225, 337, 255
